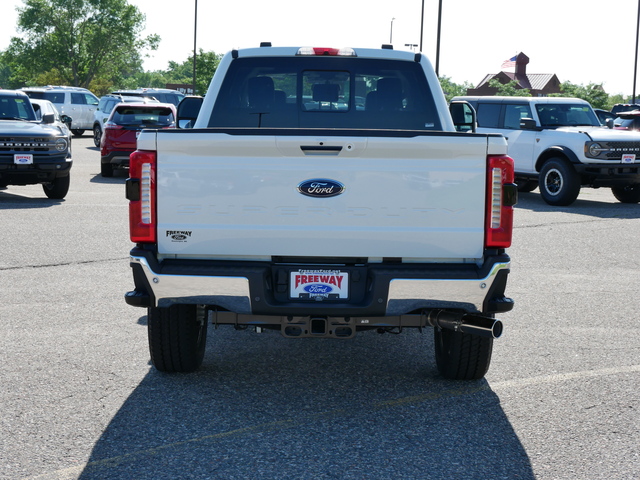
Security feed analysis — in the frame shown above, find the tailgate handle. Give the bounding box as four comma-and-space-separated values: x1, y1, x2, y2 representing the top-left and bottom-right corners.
300, 145, 343, 155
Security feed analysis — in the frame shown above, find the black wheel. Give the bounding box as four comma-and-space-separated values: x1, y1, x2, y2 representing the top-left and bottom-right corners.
42, 174, 70, 199
101, 161, 114, 178
539, 158, 581, 206
611, 184, 640, 203
515, 178, 538, 193
71, 129, 85, 137
434, 328, 493, 380
93, 125, 102, 147
147, 304, 208, 373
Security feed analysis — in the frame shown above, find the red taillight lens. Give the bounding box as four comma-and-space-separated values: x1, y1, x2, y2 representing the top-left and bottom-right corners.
128, 150, 156, 243
296, 47, 356, 56
485, 155, 517, 248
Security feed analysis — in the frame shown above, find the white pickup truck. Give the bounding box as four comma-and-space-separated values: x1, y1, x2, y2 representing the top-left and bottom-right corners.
124, 45, 517, 380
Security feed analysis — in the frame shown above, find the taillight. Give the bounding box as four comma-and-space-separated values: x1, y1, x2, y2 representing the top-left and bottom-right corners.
127, 150, 156, 243
485, 155, 517, 248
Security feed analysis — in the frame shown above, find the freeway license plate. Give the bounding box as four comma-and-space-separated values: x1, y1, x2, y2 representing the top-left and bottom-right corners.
621, 154, 636, 164
14, 154, 33, 165
290, 269, 349, 299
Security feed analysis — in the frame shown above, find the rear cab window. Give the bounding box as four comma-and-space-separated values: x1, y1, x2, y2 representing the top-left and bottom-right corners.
208, 57, 441, 130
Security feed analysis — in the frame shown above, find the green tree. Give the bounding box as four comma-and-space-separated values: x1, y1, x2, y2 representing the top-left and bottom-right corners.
551, 82, 609, 110
488, 79, 530, 97
163, 49, 223, 95
439, 76, 473, 102
1, 0, 159, 89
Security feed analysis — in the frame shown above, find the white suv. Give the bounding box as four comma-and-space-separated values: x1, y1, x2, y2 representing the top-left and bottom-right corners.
453, 96, 640, 205
21, 86, 99, 137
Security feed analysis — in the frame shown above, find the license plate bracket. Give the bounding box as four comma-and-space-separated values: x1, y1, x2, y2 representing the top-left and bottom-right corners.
14, 154, 33, 165
290, 269, 349, 300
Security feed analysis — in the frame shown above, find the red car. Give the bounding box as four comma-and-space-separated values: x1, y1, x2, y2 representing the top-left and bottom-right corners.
100, 102, 176, 177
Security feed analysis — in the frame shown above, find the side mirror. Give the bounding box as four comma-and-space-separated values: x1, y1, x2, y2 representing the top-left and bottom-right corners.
177, 96, 204, 129
606, 118, 614, 129
42, 113, 55, 124
520, 118, 538, 130
449, 101, 476, 133
60, 114, 72, 128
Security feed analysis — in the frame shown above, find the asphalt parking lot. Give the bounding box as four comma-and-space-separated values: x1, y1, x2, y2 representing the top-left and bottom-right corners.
1, 136, 639, 480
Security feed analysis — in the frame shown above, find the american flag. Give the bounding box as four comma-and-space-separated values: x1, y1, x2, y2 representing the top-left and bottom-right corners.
501, 55, 517, 69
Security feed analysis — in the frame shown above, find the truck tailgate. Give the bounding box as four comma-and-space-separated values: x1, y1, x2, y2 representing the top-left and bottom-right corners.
155, 132, 489, 260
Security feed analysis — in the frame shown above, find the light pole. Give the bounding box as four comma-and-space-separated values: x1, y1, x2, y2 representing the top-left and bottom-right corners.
419, 0, 425, 52
390, 17, 395, 44
435, 0, 442, 76
634, 0, 639, 103
192, 0, 198, 95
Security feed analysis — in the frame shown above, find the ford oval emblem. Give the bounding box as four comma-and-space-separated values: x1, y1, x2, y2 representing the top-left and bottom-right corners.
297, 179, 345, 198
304, 284, 333, 294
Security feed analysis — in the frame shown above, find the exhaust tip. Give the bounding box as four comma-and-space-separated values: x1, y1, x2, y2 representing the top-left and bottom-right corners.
492, 320, 504, 339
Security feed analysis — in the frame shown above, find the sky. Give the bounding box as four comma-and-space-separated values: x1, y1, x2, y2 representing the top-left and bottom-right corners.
1, 0, 639, 96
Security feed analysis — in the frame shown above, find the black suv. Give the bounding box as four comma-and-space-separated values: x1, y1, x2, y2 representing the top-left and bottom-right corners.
0, 90, 73, 199
611, 103, 640, 115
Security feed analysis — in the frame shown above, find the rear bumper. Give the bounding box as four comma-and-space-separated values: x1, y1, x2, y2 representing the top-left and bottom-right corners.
101, 150, 132, 166
125, 248, 513, 317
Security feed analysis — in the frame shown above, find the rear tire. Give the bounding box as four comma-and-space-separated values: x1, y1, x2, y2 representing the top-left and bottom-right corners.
147, 304, 208, 373
611, 184, 640, 203
42, 174, 70, 199
434, 328, 493, 380
539, 158, 581, 206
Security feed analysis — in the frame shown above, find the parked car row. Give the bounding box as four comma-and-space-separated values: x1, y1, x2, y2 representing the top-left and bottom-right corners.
19, 86, 184, 140
0, 86, 180, 199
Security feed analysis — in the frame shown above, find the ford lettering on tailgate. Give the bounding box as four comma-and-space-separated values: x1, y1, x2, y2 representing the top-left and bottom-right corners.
290, 270, 349, 299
